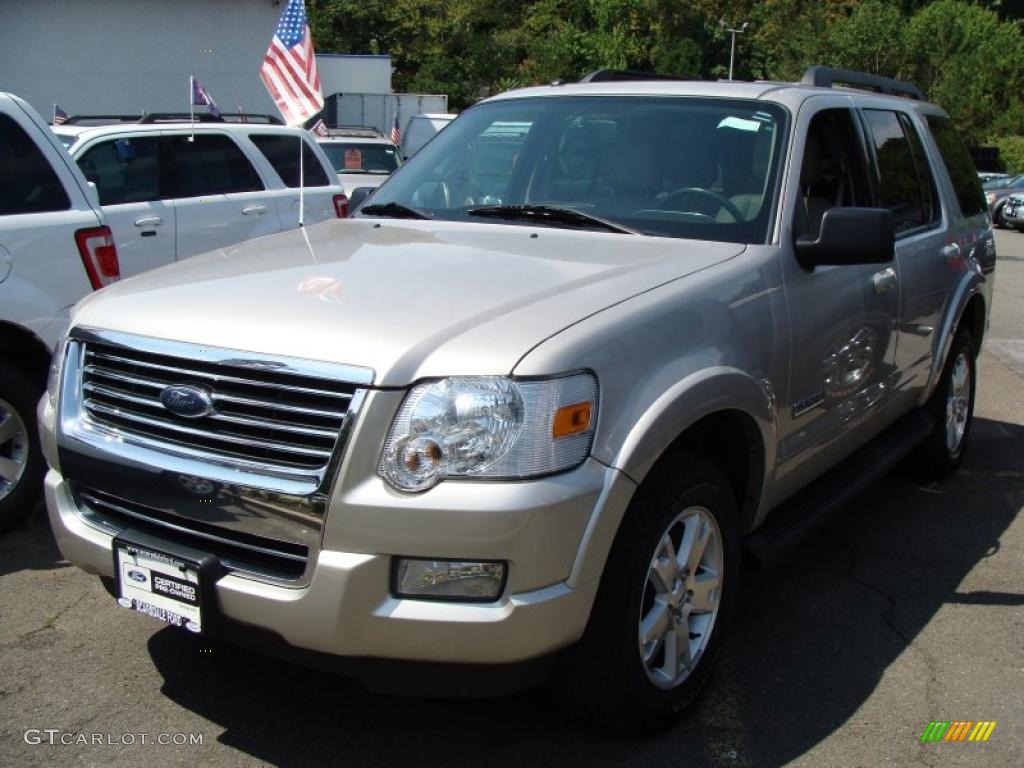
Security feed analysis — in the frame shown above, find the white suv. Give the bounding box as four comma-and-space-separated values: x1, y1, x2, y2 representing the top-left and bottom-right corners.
0, 93, 117, 532
54, 119, 348, 277
315, 128, 402, 197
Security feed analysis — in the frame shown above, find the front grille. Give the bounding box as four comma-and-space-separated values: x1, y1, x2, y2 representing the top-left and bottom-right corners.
76, 485, 308, 580
79, 340, 358, 472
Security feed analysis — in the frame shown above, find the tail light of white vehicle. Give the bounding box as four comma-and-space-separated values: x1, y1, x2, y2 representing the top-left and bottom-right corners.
333, 193, 349, 218
74, 226, 120, 289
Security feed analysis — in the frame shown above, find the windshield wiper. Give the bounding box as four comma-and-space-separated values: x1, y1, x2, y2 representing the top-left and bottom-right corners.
359, 202, 431, 220
466, 205, 640, 235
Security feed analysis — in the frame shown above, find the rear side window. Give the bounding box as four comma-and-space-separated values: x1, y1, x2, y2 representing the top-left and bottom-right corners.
249, 135, 330, 187
926, 115, 986, 217
77, 137, 161, 206
169, 134, 263, 197
863, 109, 935, 234
0, 114, 70, 215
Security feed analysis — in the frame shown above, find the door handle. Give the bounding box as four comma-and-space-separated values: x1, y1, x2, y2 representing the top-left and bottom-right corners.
134, 217, 163, 227
242, 205, 267, 216
941, 242, 960, 262
872, 267, 897, 294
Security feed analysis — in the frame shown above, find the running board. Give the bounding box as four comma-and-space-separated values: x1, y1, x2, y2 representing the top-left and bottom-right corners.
746, 409, 934, 570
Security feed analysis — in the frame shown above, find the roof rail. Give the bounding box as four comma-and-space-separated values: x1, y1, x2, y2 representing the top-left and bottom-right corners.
60, 112, 284, 126
579, 69, 683, 83
800, 66, 924, 101
319, 125, 384, 138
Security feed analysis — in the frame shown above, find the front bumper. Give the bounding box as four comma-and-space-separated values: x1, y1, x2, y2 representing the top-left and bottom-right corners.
45, 463, 617, 666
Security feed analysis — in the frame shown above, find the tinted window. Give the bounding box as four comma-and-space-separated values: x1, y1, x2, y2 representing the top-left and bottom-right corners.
899, 113, 938, 226
863, 110, 931, 233
77, 137, 161, 206
321, 142, 400, 174
926, 115, 986, 217
0, 114, 70, 215
170, 134, 263, 197
250, 135, 329, 187
367, 97, 789, 244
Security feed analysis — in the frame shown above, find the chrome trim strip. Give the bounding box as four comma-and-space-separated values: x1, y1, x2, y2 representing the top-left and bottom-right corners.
79, 491, 307, 564
85, 350, 355, 399
82, 382, 339, 439
83, 400, 334, 459
73, 326, 375, 386
84, 367, 347, 418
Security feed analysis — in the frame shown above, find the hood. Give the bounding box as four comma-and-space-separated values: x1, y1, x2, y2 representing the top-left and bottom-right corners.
72, 219, 744, 386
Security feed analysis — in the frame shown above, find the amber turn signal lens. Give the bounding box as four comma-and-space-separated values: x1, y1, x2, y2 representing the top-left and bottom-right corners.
552, 401, 593, 438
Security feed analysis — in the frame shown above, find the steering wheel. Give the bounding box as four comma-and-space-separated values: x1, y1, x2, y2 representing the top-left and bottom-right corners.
658, 187, 744, 223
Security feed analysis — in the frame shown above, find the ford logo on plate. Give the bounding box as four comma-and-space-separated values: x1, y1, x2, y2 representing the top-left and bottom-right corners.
127, 569, 147, 583
159, 385, 214, 418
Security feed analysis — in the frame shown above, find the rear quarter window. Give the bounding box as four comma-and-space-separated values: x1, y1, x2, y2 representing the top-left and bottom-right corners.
250, 134, 330, 188
0, 113, 70, 215
925, 115, 986, 218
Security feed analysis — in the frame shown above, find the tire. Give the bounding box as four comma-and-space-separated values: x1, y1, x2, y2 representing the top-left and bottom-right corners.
914, 329, 976, 481
565, 453, 740, 732
0, 364, 45, 534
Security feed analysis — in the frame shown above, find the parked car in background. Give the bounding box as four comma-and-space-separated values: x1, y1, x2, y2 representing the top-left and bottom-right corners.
982, 173, 1024, 227
314, 127, 402, 197
977, 171, 1010, 184
53, 117, 347, 278
1000, 193, 1024, 231
401, 113, 455, 159
41, 67, 994, 729
0, 93, 117, 533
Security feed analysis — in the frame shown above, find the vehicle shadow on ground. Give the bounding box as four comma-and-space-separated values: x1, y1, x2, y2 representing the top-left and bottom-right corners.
146, 416, 1023, 768
0, 501, 68, 577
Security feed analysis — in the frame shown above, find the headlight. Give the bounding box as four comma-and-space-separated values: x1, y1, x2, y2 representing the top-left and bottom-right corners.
380, 373, 598, 492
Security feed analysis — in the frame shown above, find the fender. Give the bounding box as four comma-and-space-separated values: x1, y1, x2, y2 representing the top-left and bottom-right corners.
567, 367, 777, 589
919, 269, 986, 406
611, 365, 777, 489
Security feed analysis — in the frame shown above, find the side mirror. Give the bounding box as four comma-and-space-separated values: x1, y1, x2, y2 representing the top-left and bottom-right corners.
348, 186, 376, 212
795, 207, 894, 270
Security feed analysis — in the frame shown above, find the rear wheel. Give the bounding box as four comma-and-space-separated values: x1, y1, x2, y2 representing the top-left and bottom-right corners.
0, 364, 45, 534
914, 329, 976, 480
567, 454, 739, 732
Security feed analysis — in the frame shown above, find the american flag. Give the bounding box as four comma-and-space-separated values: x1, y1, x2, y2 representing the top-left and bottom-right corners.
389, 114, 401, 145
260, 0, 323, 126
53, 104, 69, 125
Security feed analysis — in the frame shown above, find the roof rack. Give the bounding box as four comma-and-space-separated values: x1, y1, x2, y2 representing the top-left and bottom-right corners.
579, 69, 684, 83
800, 66, 924, 101
59, 112, 283, 126
319, 126, 384, 138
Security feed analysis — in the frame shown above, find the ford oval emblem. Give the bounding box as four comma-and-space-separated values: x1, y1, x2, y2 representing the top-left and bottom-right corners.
159, 385, 214, 418
127, 569, 147, 583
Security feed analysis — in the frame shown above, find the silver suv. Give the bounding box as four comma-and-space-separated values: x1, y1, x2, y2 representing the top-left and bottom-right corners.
40, 67, 994, 730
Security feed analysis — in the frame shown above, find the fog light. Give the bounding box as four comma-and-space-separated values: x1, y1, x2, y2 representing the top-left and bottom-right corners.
394, 559, 506, 602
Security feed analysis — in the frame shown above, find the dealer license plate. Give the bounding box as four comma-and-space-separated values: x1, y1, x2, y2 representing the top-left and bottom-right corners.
115, 542, 203, 633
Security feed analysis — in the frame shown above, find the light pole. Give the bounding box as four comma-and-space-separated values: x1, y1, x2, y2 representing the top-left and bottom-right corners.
720, 20, 749, 81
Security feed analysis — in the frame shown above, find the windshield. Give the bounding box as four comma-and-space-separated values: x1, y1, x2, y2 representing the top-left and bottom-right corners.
361, 96, 788, 243
984, 174, 1023, 189
322, 142, 400, 174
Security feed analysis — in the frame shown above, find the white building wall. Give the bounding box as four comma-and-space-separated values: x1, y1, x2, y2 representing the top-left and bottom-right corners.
0, 0, 308, 119
316, 54, 392, 97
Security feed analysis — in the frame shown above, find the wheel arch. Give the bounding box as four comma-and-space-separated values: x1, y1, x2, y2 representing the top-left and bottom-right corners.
921, 282, 986, 406
0, 320, 52, 388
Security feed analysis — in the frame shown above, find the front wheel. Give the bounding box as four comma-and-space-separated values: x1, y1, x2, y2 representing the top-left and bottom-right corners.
913, 329, 976, 480
567, 454, 740, 732
0, 364, 45, 534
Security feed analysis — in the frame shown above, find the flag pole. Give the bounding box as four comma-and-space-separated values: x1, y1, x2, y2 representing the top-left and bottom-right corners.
52, 104, 56, 125
298, 133, 305, 227
189, 76, 195, 141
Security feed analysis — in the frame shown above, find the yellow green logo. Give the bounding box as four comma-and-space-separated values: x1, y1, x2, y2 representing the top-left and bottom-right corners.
920, 721, 997, 742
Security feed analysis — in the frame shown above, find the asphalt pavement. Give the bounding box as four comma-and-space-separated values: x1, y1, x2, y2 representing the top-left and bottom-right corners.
1, 232, 1022, 768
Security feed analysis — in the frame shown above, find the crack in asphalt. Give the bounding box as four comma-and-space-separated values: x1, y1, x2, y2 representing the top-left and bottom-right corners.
0, 591, 90, 652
